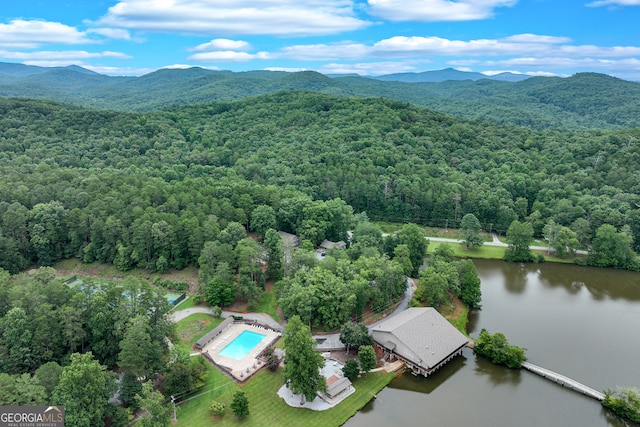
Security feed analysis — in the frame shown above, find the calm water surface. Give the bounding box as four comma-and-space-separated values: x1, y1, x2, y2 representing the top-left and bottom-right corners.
346, 260, 640, 427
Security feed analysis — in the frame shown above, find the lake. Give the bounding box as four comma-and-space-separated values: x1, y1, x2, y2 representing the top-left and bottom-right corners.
346, 259, 640, 427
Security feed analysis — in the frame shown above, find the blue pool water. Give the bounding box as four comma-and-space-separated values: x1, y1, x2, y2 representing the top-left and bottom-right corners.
219, 330, 265, 360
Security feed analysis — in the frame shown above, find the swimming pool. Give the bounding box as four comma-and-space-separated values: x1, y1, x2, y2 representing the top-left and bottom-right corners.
219, 330, 265, 360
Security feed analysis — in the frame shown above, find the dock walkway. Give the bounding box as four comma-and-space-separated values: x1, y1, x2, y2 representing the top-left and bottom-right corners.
521, 362, 605, 401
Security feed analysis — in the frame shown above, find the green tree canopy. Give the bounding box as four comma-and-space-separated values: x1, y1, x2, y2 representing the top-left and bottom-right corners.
231, 391, 250, 419
460, 213, 483, 249
52, 352, 116, 427
457, 260, 482, 309
118, 315, 163, 379
504, 220, 535, 262
473, 329, 527, 369
283, 315, 325, 403
588, 224, 638, 269
136, 381, 172, 427
342, 359, 360, 382
339, 322, 374, 354
358, 345, 377, 374
396, 224, 428, 277
250, 204, 277, 238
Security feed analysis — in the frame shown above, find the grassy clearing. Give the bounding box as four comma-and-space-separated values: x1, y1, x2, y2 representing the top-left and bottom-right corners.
174, 313, 224, 352
176, 365, 396, 427
253, 287, 279, 323
440, 298, 470, 336
532, 249, 584, 264
373, 221, 403, 234
173, 296, 202, 311
427, 241, 505, 260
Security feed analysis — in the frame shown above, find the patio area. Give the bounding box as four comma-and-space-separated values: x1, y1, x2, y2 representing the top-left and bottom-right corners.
278, 358, 355, 411
200, 322, 280, 381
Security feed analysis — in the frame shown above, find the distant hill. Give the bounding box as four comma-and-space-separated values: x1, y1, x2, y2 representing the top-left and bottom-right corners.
0, 61, 639, 130
0, 62, 98, 77
371, 67, 530, 83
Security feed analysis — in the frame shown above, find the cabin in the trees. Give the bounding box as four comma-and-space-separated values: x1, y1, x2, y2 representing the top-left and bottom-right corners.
371, 307, 468, 377
277, 231, 300, 248
319, 240, 347, 251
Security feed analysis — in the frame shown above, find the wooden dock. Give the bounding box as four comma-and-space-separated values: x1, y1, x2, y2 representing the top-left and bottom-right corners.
521, 362, 605, 401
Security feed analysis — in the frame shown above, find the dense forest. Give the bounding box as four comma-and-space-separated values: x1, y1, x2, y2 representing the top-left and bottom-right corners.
0, 93, 639, 275
2, 62, 640, 129
1, 67, 640, 425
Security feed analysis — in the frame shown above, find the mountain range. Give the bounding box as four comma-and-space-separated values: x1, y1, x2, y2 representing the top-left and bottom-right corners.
1, 62, 639, 130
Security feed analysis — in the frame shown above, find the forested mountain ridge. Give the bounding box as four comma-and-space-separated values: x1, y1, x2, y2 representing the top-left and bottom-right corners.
1, 93, 639, 274
1, 62, 639, 129
371, 67, 530, 83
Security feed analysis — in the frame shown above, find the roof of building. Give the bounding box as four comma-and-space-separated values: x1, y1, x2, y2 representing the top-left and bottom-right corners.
278, 231, 300, 248
325, 375, 352, 398
371, 307, 468, 370
319, 240, 346, 250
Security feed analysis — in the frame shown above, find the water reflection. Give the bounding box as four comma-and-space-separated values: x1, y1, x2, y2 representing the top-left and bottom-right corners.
466, 308, 480, 334
503, 262, 529, 293
532, 262, 640, 301
473, 353, 522, 387
387, 353, 467, 394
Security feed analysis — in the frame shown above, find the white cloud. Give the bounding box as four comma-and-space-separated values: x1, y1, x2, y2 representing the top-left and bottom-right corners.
468, 56, 640, 72
0, 50, 130, 60
319, 61, 421, 75
501, 34, 572, 44
99, 0, 370, 36
82, 65, 158, 76
0, 19, 93, 48
188, 50, 270, 62
191, 39, 252, 52
277, 42, 372, 60
367, 0, 517, 22
586, 0, 640, 7
185, 32, 640, 78
87, 28, 133, 40
264, 67, 310, 72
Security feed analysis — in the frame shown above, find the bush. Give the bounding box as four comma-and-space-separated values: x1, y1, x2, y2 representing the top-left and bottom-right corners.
473, 329, 527, 369
153, 278, 189, 291
574, 257, 588, 266
603, 387, 640, 423
262, 346, 280, 372
342, 359, 360, 381
208, 400, 226, 418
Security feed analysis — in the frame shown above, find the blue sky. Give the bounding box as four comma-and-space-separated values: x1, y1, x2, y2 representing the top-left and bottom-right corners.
1, 0, 640, 79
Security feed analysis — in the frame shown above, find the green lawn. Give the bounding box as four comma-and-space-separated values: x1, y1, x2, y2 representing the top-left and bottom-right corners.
174, 313, 224, 353
173, 295, 201, 311
427, 241, 506, 259
175, 364, 396, 427
253, 287, 279, 323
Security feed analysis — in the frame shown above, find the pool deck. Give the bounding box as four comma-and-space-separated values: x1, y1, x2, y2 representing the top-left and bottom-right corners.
200, 323, 280, 381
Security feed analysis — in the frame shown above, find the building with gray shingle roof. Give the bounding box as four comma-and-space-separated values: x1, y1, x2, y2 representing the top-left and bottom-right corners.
194, 317, 234, 350
325, 375, 352, 399
371, 307, 468, 377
